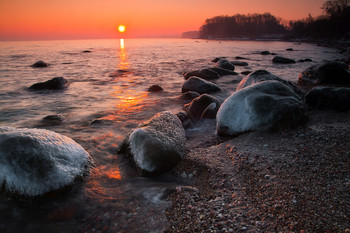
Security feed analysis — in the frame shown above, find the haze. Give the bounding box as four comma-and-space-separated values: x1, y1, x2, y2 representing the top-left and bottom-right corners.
0, 0, 325, 40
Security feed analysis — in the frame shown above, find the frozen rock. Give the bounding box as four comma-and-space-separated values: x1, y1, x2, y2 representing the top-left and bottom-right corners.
182, 77, 221, 94
298, 61, 350, 85
118, 111, 186, 175
0, 127, 90, 196
216, 81, 307, 136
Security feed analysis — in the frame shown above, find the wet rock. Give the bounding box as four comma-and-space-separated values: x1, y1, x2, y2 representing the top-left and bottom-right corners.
31, 60, 48, 68
305, 86, 350, 111
297, 58, 313, 63
180, 91, 200, 102
118, 111, 186, 175
298, 61, 350, 85
235, 56, 248, 60
186, 94, 220, 120
182, 77, 222, 95
260, 51, 271, 55
148, 84, 163, 92
231, 61, 248, 66
29, 77, 69, 90
182, 68, 220, 80
216, 81, 307, 136
241, 71, 252, 75
214, 59, 235, 71
286, 48, 294, 51
42, 115, 64, 126
0, 127, 90, 196
82, 50, 91, 53
272, 56, 296, 64
237, 69, 303, 97
175, 111, 192, 129
209, 67, 238, 76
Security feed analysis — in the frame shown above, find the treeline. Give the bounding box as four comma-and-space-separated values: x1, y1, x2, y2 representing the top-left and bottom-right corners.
199, 0, 350, 39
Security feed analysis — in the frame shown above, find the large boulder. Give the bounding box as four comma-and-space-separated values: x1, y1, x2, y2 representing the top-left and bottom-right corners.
182, 77, 222, 94
0, 127, 90, 196
272, 56, 296, 64
216, 81, 307, 136
237, 70, 303, 97
209, 67, 238, 76
118, 111, 186, 175
29, 77, 69, 90
182, 68, 220, 80
214, 59, 235, 71
186, 94, 220, 120
305, 86, 350, 111
298, 62, 350, 85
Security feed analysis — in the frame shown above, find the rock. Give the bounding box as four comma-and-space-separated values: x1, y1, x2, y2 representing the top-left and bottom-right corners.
148, 84, 163, 92
29, 77, 69, 90
175, 111, 192, 128
41, 115, 64, 126
118, 111, 186, 175
235, 56, 248, 60
231, 61, 248, 66
186, 94, 220, 120
208, 67, 238, 76
241, 71, 252, 75
82, 50, 91, 53
237, 69, 303, 97
216, 81, 307, 136
272, 56, 296, 64
260, 51, 271, 55
31, 60, 48, 68
180, 91, 200, 101
182, 68, 220, 80
214, 59, 235, 71
182, 77, 222, 94
305, 86, 350, 111
0, 127, 90, 196
297, 58, 313, 63
286, 48, 294, 51
201, 102, 219, 119
298, 61, 350, 85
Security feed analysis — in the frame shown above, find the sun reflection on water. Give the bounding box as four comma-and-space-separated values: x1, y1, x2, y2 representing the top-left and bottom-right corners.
118, 38, 129, 70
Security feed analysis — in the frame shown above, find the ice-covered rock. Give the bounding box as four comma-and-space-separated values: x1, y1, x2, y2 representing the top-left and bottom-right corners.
298, 61, 350, 85
182, 77, 221, 94
305, 86, 350, 111
118, 111, 186, 175
0, 127, 90, 196
216, 81, 307, 136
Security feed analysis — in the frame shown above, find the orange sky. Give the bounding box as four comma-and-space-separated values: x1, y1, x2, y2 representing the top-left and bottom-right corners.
0, 0, 326, 40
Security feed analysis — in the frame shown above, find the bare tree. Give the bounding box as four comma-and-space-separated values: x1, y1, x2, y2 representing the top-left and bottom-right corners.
321, 0, 350, 17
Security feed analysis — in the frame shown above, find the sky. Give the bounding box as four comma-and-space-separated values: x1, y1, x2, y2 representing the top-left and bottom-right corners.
0, 0, 326, 40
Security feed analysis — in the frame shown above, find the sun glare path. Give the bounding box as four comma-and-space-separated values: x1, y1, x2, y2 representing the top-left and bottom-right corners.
118, 25, 126, 33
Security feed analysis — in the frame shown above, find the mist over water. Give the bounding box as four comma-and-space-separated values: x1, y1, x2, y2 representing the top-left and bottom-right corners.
0, 38, 343, 232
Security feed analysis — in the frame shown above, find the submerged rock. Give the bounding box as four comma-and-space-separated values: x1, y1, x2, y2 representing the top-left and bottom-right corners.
237, 69, 303, 97
272, 56, 296, 64
186, 94, 220, 120
182, 77, 221, 94
305, 86, 350, 111
31, 60, 48, 68
217, 81, 307, 136
29, 77, 69, 90
41, 115, 64, 126
118, 111, 186, 175
298, 61, 350, 85
148, 84, 163, 92
0, 127, 90, 196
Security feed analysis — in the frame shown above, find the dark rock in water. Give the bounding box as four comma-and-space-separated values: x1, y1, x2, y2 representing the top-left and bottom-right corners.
297, 58, 313, 63
212, 57, 225, 63
260, 51, 271, 55
186, 94, 220, 120
209, 67, 238, 76
31, 60, 48, 68
237, 69, 303, 98
82, 50, 91, 53
231, 61, 248, 66
235, 56, 248, 60
118, 111, 186, 176
271, 53, 278, 55
241, 71, 252, 75
305, 86, 350, 111
214, 59, 235, 71
182, 77, 222, 94
30, 77, 69, 90
42, 115, 64, 126
148, 84, 163, 92
286, 48, 294, 51
216, 81, 307, 136
298, 61, 350, 85
180, 91, 200, 101
0, 127, 90, 196
201, 102, 219, 119
182, 68, 220, 80
272, 56, 296, 64
175, 111, 192, 129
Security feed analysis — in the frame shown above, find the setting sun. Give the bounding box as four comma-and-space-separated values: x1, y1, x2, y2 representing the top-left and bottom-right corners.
118, 25, 126, 33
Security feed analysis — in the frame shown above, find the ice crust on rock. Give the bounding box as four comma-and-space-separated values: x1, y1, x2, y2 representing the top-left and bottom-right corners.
0, 127, 90, 196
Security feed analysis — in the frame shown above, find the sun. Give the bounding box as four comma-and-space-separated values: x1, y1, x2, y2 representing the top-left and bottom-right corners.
118, 25, 126, 33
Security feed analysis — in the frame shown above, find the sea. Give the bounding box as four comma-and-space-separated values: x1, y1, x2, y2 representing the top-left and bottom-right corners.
0, 38, 344, 232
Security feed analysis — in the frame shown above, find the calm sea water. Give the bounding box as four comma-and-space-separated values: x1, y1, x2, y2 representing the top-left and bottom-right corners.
0, 38, 343, 232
